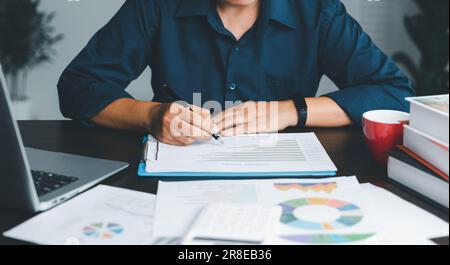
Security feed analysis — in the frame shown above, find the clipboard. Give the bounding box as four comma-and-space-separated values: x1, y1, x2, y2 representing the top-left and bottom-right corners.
137, 134, 338, 178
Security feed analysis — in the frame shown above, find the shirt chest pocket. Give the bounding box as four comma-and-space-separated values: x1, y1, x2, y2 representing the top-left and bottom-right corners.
258, 72, 317, 101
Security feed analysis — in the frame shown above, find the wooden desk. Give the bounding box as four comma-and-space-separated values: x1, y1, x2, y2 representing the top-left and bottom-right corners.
0, 121, 448, 245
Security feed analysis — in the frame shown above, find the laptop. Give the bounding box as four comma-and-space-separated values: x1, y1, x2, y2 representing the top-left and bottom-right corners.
0, 65, 129, 212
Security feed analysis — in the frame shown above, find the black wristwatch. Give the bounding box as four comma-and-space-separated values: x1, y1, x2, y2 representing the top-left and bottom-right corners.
292, 93, 308, 128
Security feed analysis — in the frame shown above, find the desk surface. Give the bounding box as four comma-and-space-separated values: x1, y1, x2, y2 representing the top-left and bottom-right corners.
0, 121, 448, 245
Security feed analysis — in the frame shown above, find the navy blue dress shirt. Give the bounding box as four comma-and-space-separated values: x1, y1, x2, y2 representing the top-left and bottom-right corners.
57, 0, 414, 125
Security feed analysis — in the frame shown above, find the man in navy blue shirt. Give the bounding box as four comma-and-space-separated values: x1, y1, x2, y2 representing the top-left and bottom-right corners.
58, 0, 414, 145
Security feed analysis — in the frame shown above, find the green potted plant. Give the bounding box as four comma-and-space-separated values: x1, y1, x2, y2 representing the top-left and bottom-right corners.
0, 0, 62, 119
393, 0, 449, 96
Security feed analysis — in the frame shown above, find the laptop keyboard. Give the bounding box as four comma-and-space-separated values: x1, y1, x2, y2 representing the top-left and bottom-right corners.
32, 170, 79, 197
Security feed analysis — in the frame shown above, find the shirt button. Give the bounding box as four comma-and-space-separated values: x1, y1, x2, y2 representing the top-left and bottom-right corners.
233, 46, 240, 52
228, 83, 237, 91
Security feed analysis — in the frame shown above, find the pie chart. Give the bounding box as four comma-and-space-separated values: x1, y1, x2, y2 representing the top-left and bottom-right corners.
82, 222, 124, 239
279, 198, 364, 230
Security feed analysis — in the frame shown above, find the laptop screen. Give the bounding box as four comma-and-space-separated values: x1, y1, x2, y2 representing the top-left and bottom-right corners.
0, 64, 8, 97
0, 64, 16, 123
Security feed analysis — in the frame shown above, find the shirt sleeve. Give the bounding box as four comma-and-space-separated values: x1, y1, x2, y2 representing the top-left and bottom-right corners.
319, 0, 415, 125
57, 0, 160, 124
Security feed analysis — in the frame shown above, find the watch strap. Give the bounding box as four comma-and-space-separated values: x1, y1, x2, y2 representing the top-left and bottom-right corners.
292, 93, 308, 128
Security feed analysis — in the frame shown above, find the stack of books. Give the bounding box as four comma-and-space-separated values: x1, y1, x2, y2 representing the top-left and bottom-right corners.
387, 95, 449, 209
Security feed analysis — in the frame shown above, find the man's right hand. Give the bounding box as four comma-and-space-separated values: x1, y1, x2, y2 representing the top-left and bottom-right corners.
148, 102, 219, 146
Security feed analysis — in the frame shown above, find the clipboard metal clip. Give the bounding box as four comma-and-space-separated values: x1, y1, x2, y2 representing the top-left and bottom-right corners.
141, 136, 159, 162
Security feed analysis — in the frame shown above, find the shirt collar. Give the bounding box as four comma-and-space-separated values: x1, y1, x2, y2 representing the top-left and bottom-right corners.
265, 0, 297, 29
176, 0, 297, 30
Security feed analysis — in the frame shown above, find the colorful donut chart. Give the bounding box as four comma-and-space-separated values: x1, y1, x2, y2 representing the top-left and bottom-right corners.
279, 198, 364, 231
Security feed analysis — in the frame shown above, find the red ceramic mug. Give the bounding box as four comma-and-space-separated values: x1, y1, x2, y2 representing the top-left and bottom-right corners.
363, 110, 410, 164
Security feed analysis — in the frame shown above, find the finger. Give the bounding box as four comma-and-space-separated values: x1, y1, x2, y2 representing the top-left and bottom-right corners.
178, 120, 212, 141
158, 133, 189, 146
215, 102, 258, 131
168, 115, 205, 141
190, 105, 220, 134
212, 105, 239, 126
168, 104, 200, 130
220, 104, 258, 132
158, 104, 200, 146
174, 105, 216, 135
172, 135, 196, 146
214, 107, 244, 131
165, 121, 197, 145
221, 124, 256, 137
169, 102, 186, 116
190, 104, 211, 118
167, 115, 184, 137
160, 136, 185, 146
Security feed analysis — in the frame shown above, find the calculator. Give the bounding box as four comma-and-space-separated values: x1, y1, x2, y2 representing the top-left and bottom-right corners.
182, 202, 282, 245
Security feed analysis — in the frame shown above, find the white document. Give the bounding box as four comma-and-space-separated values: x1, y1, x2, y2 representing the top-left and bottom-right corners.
361, 183, 449, 244
154, 176, 379, 246
262, 178, 378, 245
145, 133, 337, 175
154, 178, 449, 245
4, 185, 156, 245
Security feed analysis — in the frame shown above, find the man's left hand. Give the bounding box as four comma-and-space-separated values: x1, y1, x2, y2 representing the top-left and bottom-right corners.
212, 101, 299, 137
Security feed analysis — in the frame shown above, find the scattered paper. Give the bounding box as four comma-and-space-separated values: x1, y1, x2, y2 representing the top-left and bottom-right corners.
4, 185, 156, 245
5, 181, 447, 245
154, 176, 381, 245
360, 183, 449, 244
154, 177, 449, 245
